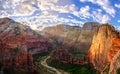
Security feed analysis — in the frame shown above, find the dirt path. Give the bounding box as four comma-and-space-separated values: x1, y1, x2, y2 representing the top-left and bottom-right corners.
41, 56, 69, 74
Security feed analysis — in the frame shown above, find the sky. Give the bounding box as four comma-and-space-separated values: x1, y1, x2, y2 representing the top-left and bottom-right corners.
0, 0, 120, 30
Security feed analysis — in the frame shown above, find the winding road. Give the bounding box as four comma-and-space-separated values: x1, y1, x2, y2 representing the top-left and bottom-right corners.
41, 56, 69, 74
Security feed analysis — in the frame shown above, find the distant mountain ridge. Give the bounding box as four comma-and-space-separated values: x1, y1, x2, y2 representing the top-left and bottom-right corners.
41, 22, 99, 53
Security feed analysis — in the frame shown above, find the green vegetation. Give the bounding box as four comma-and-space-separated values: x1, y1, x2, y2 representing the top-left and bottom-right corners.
4, 68, 35, 74
69, 51, 87, 58
32, 46, 54, 74
33, 52, 51, 74
33, 52, 49, 60
0, 63, 3, 70
103, 64, 110, 74
117, 68, 120, 74
33, 55, 47, 74
47, 59, 100, 74
1, 63, 35, 74
69, 49, 87, 58
82, 34, 92, 39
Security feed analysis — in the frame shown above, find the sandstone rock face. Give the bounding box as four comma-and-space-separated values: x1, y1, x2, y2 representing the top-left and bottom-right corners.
50, 48, 88, 65
88, 24, 120, 74
25, 35, 50, 55
83, 22, 99, 31
108, 38, 120, 74
0, 18, 50, 72
41, 23, 99, 53
0, 32, 34, 71
0, 18, 50, 55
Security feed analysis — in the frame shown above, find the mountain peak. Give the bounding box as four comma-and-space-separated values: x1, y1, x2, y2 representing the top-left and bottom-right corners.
0, 17, 11, 20
99, 23, 115, 31
0, 17, 12, 25
88, 23, 120, 73
83, 22, 99, 31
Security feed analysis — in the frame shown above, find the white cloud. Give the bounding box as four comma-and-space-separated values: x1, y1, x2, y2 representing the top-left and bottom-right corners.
79, 5, 90, 18
118, 20, 120, 23
13, 5, 36, 16
69, 4, 77, 12
92, 11, 110, 23
0, 0, 78, 20
116, 25, 120, 31
14, 12, 84, 30
72, 5, 91, 20
118, 27, 120, 31
0, 0, 37, 17
0, 0, 87, 26
80, 0, 115, 17
37, 0, 77, 14
0, 0, 116, 30
80, 0, 86, 2
115, 4, 120, 8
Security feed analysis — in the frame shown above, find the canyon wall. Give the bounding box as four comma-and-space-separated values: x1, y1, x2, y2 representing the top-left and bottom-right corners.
41, 22, 99, 53
88, 24, 120, 74
0, 18, 50, 73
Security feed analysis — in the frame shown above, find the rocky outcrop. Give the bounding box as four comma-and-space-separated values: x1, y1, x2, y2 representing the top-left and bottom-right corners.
41, 22, 99, 53
50, 48, 88, 65
82, 22, 99, 31
0, 17, 50, 55
25, 35, 50, 55
0, 33, 34, 71
88, 24, 120, 74
0, 17, 50, 73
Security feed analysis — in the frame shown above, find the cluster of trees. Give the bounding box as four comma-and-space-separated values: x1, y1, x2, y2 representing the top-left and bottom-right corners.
47, 58, 100, 74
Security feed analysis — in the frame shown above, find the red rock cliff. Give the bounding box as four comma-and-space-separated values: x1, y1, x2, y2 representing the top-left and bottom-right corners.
88, 24, 120, 74
0, 17, 50, 72
0, 34, 34, 71
50, 48, 88, 65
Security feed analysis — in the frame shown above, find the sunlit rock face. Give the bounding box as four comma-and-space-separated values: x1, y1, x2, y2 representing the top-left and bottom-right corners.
109, 38, 120, 74
0, 18, 50, 71
88, 24, 120, 74
41, 22, 99, 53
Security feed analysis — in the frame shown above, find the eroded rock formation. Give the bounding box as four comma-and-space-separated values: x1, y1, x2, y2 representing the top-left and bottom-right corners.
50, 48, 88, 65
41, 22, 99, 53
0, 17, 50, 73
88, 24, 120, 74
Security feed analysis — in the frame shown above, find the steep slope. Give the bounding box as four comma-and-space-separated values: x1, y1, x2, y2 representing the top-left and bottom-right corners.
0, 17, 50, 55
50, 48, 88, 64
88, 24, 120, 74
0, 17, 50, 73
48, 48, 100, 74
41, 22, 99, 53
